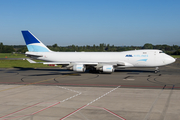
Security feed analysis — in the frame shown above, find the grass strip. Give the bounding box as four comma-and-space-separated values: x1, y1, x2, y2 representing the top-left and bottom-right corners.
0, 60, 57, 68
0, 53, 27, 58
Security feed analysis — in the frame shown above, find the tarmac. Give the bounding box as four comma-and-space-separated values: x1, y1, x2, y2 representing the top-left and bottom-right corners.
0, 58, 179, 120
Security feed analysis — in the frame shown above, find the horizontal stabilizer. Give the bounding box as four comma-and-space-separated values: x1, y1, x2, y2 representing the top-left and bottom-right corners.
26, 54, 43, 57
26, 59, 37, 63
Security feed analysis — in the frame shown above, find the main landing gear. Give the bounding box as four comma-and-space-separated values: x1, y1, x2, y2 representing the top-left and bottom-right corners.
154, 67, 160, 74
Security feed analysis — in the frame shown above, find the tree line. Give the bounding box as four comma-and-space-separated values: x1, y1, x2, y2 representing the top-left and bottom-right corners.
0, 43, 15, 53
0, 42, 180, 55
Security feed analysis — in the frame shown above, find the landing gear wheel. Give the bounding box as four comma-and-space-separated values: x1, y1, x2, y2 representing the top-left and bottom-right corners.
155, 70, 158, 74
154, 67, 160, 74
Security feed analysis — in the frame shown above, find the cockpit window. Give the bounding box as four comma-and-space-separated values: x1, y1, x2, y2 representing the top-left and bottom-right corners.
159, 51, 164, 53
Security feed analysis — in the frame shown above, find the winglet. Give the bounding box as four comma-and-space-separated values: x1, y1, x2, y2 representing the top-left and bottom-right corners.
22, 31, 51, 52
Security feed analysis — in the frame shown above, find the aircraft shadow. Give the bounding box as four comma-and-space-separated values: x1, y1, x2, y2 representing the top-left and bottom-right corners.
13, 67, 155, 75
13, 67, 71, 72
115, 69, 154, 73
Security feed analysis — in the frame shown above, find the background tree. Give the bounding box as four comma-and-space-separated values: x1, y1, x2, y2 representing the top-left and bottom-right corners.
173, 49, 180, 55
142, 43, 153, 49
0, 43, 3, 52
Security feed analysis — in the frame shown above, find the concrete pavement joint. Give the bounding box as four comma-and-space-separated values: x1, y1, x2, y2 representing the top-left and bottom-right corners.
143, 85, 166, 120
89, 105, 126, 120
0, 86, 82, 120
60, 85, 121, 120
159, 85, 174, 120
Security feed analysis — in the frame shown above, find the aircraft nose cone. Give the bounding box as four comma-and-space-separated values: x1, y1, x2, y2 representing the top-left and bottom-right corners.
164, 55, 176, 64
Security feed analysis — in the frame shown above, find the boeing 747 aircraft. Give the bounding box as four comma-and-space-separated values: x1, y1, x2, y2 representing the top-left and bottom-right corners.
22, 31, 176, 73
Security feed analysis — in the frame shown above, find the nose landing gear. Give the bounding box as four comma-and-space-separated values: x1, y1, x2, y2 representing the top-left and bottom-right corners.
155, 67, 160, 74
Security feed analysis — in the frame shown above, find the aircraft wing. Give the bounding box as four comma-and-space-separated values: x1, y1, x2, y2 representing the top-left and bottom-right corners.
26, 59, 125, 66
97, 62, 125, 66
43, 62, 71, 65
26, 59, 70, 64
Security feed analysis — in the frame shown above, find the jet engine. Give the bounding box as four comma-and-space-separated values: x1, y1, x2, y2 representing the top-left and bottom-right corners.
99, 65, 114, 73
73, 64, 86, 72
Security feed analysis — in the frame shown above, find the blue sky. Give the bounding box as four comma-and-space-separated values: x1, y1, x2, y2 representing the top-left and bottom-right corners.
0, 0, 180, 46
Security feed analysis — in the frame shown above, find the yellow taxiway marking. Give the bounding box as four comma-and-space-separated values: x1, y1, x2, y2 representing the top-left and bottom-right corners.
0, 75, 68, 92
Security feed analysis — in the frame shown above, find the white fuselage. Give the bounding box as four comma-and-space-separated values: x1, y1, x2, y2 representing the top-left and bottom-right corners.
26, 49, 175, 68
22, 31, 176, 73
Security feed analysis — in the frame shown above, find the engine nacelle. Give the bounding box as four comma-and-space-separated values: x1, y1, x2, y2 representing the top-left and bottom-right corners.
102, 65, 114, 73
73, 64, 86, 72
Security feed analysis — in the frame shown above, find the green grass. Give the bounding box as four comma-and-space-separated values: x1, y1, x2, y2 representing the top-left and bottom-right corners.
0, 53, 27, 58
0, 53, 59, 68
0, 60, 58, 68
171, 55, 180, 58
